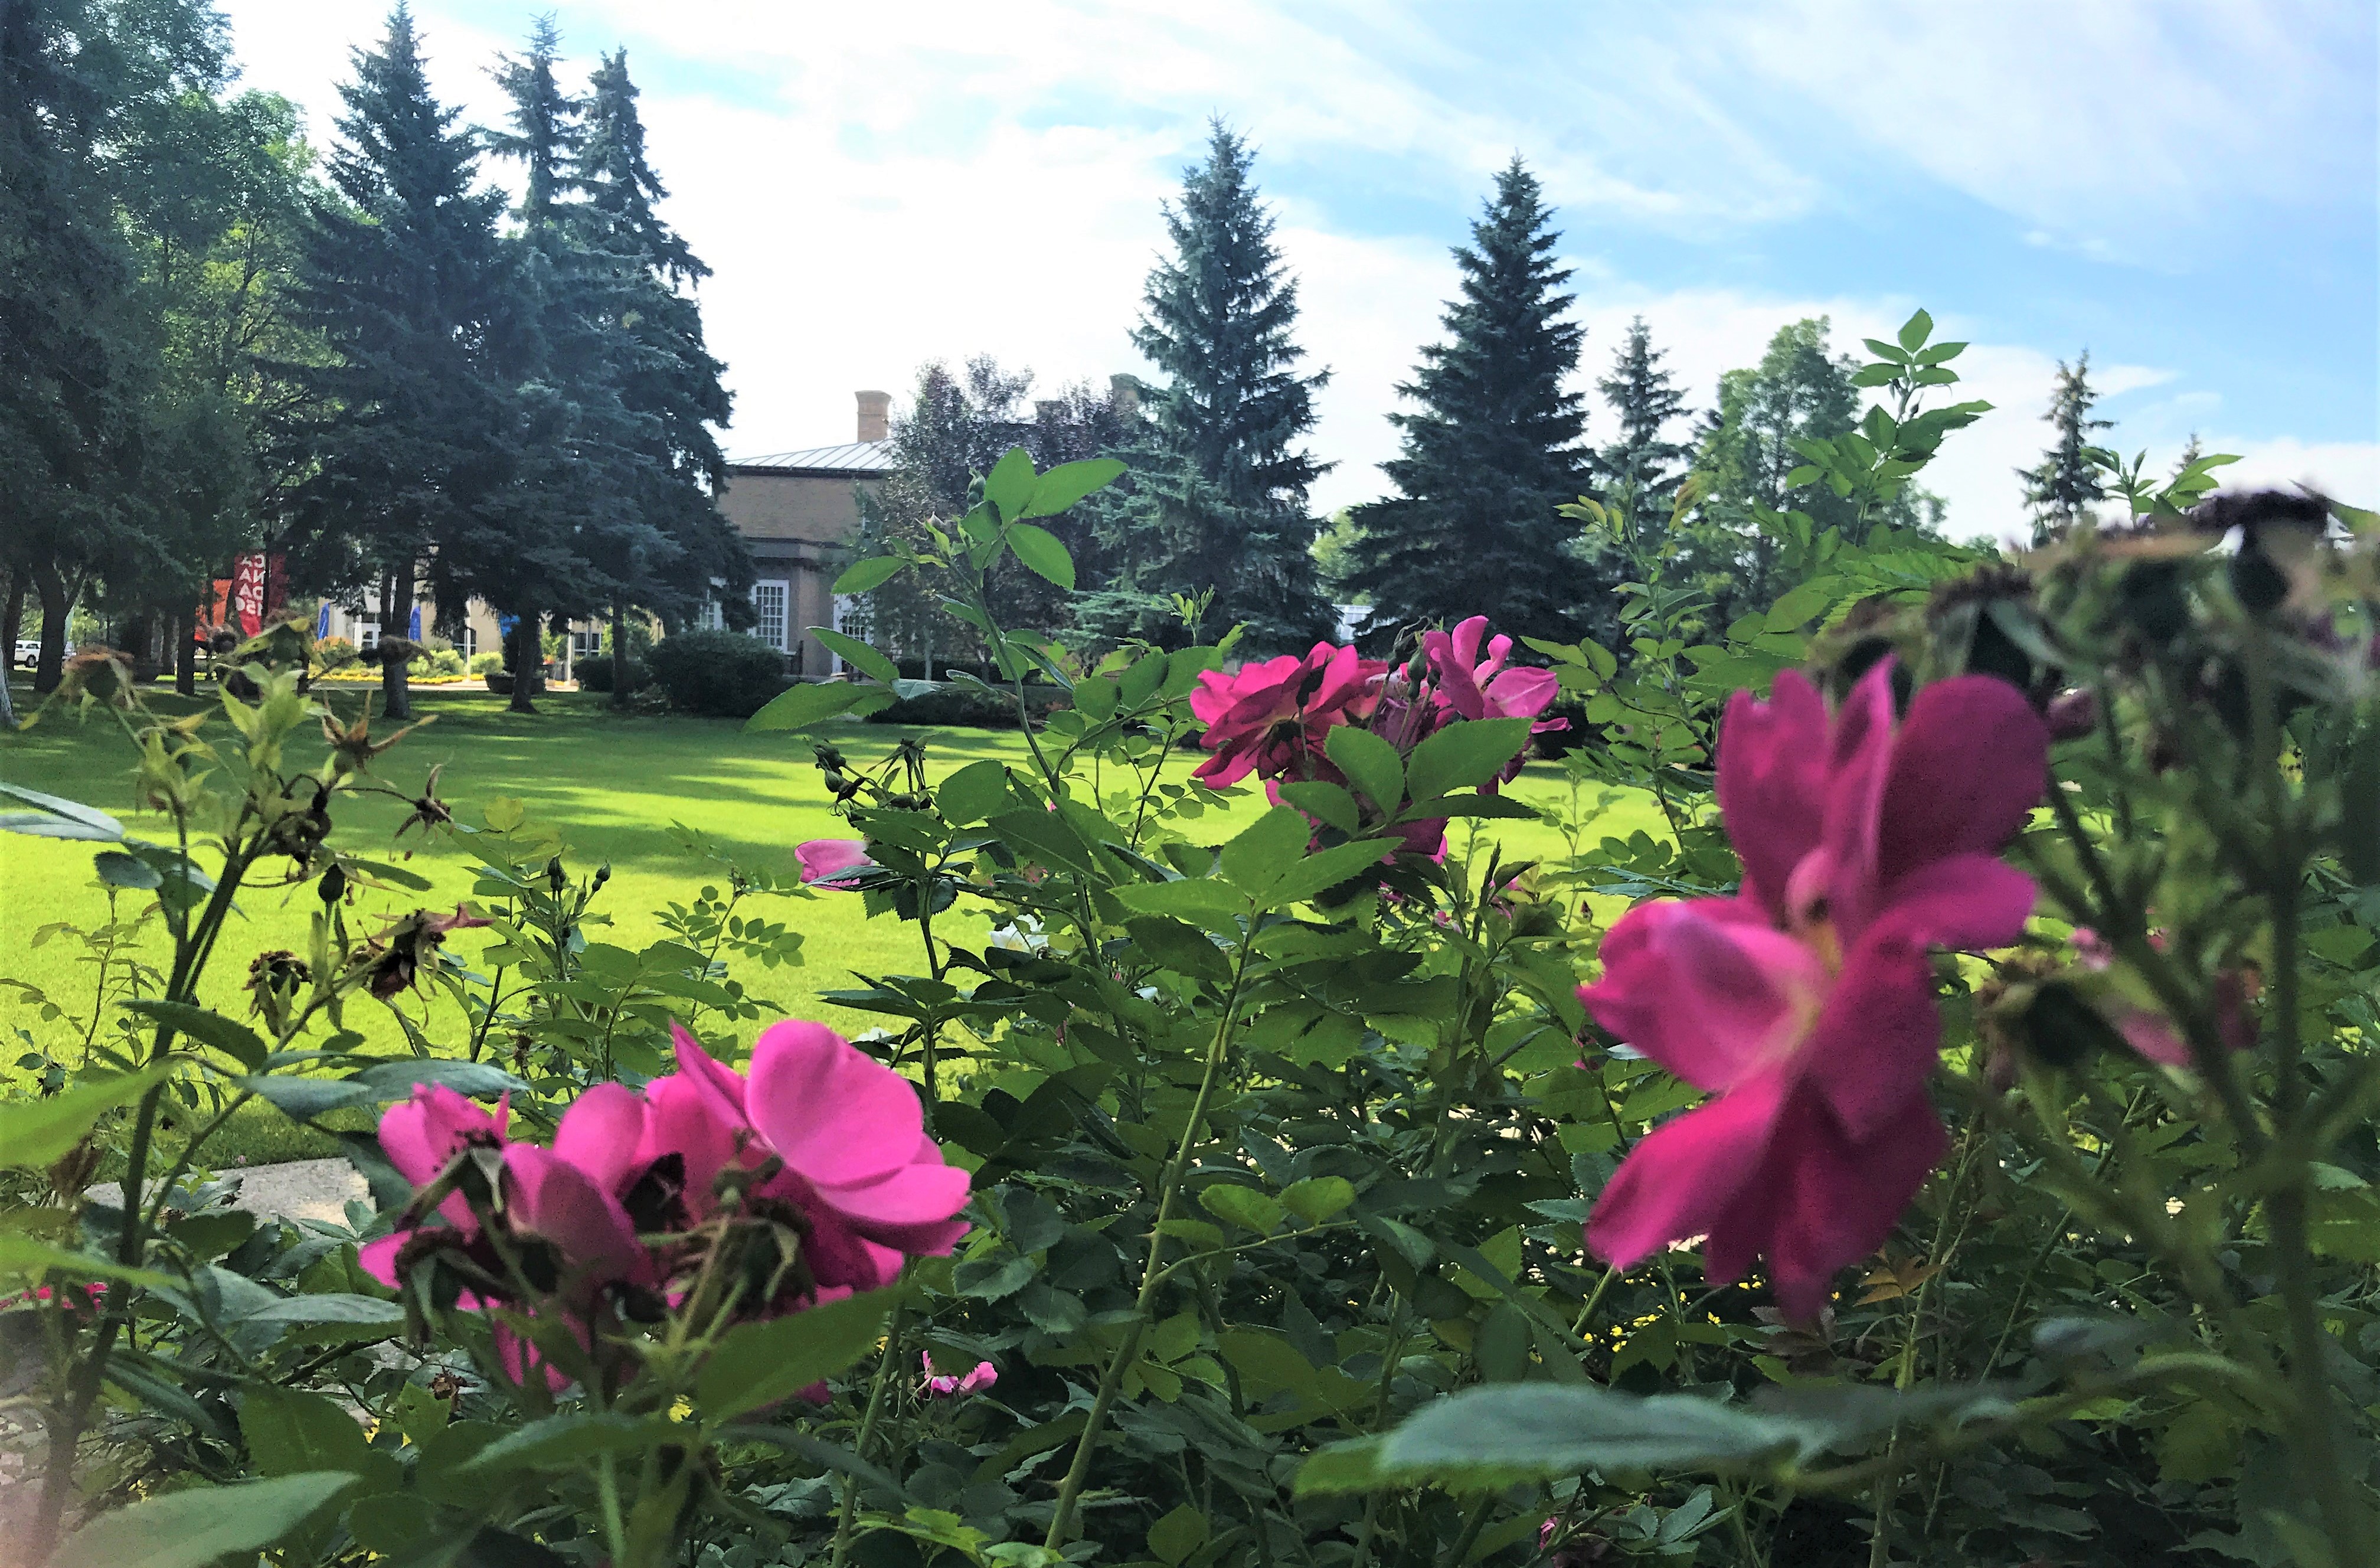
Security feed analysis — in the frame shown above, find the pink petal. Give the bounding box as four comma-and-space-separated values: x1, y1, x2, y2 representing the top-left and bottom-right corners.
1757, 1089, 1947, 1323
746, 1021, 923, 1188
1812, 662, 1899, 935
1796, 942, 1944, 1142
2117, 1009, 2192, 1067
359, 1232, 407, 1288
1715, 672, 1831, 922
502, 1145, 648, 1291
638, 1074, 744, 1220
797, 839, 874, 887
1424, 628, 1488, 721
672, 1023, 750, 1121
553, 1082, 648, 1197
1580, 899, 1826, 1093
1587, 1075, 1787, 1272
1875, 674, 2048, 888
1482, 666, 1558, 721
377, 1085, 506, 1230
959, 1361, 998, 1394
1866, 854, 2039, 956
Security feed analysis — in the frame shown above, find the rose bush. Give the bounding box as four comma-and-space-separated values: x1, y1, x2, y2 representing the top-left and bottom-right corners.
6, 321, 2380, 1568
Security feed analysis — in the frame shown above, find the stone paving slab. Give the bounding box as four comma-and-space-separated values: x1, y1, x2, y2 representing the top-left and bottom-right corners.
86, 1157, 371, 1227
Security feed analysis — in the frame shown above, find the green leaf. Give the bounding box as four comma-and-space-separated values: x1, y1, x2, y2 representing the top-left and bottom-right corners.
1148, 1504, 1211, 1566
1263, 838, 1397, 908
832, 556, 908, 594
240, 1387, 372, 1478
696, 1288, 898, 1424
1325, 726, 1404, 812
461, 1412, 676, 1476
810, 628, 898, 685
936, 760, 1013, 825
1280, 1176, 1355, 1224
122, 1000, 267, 1071
1, 1064, 167, 1170
241, 1293, 406, 1329
1764, 576, 1839, 631
0, 1234, 174, 1289
1897, 308, 1934, 351
93, 849, 162, 889
982, 446, 1038, 521
1848, 362, 1900, 388
1371, 1386, 1800, 1487
1276, 780, 1360, 836
1221, 807, 1314, 893
1114, 878, 1247, 929
1124, 917, 1231, 984
1022, 457, 1126, 518
0, 782, 125, 842
1419, 793, 1540, 821
744, 681, 889, 733
1404, 718, 1532, 805
49, 1473, 359, 1568
1005, 524, 1077, 589
1199, 1184, 1283, 1234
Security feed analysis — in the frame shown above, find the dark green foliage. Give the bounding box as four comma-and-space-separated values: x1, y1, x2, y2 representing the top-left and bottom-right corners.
2022, 351, 2113, 543
1101, 124, 1334, 651
862, 685, 1021, 730
1592, 316, 1693, 518
645, 628, 789, 717
573, 653, 647, 694
1343, 158, 1612, 649
275, 4, 521, 721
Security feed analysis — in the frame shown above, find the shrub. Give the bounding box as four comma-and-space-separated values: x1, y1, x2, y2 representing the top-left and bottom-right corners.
407, 648, 466, 678
865, 681, 1023, 729
577, 653, 650, 694
646, 628, 789, 718
468, 651, 503, 676
314, 636, 358, 671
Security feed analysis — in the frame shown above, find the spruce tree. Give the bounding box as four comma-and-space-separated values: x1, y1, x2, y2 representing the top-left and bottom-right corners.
574, 48, 746, 701
279, 3, 516, 720
1108, 123, 1334, 651
1342, 158, 1601, 648
2022, 352, 2111, 543
1593, 316, 1691, 520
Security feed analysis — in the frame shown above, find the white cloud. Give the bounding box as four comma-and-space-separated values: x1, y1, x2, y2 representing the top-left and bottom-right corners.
207, 0, 2364, 554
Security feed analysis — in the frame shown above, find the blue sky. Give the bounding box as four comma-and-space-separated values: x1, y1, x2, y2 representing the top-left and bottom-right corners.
215, 0, 2377, 535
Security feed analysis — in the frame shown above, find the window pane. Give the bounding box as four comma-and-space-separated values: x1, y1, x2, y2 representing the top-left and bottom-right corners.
751, 580, 789, 651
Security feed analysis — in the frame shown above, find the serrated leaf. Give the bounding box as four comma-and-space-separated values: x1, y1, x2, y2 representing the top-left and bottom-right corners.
744, 681, 887, 733
1005, 523, 1076, 589
461, 1412, 676, 1475
935, 759, 1013, 825
810, 628, 897, 685
697, 1289, 898, 1423
982, 446, 1038, 521
1199, 1184, 1282, 1234
50, 1473, 358, 1568
1404, 718, 1532, 804
1221, 807, 1313, 894
1280, 1176, 1355, 1224
1148, 1504, 1210, 1566
1022, 458, 1126, 518
0, 782, 125, 841
1276, 780, 1360, 835
1263, 838, 1396, 908
1, 1064, 168, 1169
1325, 725, 1404, 813
1124, 917, 1231, 983
832, 557, 908, 594
1897, 308, 1933, 350
122, 1000, 267, 1070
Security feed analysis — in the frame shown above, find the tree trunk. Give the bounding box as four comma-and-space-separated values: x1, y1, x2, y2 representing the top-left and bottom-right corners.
0, 568, 21, 729
379, 567, 413, 720
509, 609, 539, 714
174, 603, 196, 696
32, 559, 68, 694
609, 600, 628, 711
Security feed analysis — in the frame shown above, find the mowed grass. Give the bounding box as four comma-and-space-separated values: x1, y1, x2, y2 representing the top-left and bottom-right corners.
1, 675, 1663, 1162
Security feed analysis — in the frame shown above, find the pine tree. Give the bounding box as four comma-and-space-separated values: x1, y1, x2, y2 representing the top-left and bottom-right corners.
1593, 316, 1691, 520
278, 3, 517, 720
574, 47, 746, 701
2022, 352, 2111, 543
1342, 158, 1601, 649
1107, 123, 1334, 651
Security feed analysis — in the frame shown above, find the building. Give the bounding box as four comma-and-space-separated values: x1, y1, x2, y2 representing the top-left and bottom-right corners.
712, 390, 894, 677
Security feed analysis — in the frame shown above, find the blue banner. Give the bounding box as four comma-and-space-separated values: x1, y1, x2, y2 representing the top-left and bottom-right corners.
409, 605, 422, 640
316, 604, 331, 638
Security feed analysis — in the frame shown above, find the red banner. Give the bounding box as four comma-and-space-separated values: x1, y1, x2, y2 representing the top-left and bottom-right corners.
230, 553, 267, 636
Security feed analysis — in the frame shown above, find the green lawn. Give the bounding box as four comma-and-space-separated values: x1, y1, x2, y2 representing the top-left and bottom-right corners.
1, 675, 1661, 1161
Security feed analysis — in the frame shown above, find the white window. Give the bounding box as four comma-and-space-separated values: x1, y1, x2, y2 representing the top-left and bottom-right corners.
457, 626, 477, 659
751, 580, 790, 652
831, 594, 871, 674
571, 628, 604, 660
697, 599, 725, 632
357, 622, 380, 652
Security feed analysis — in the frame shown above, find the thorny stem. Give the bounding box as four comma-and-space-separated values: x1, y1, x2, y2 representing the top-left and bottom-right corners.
1044, 932, 1258, 1550
829, 1296, 910, 1568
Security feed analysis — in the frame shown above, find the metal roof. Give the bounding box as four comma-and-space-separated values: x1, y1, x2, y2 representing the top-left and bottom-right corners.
727, 440, 895, 475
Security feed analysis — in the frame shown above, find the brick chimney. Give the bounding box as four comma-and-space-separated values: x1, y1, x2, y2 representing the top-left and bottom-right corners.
1108, 373, 1142, 417
855, 389, 891, 444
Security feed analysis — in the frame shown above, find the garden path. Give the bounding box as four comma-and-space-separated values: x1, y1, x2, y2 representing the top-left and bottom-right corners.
86, 1157, 368, 1226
